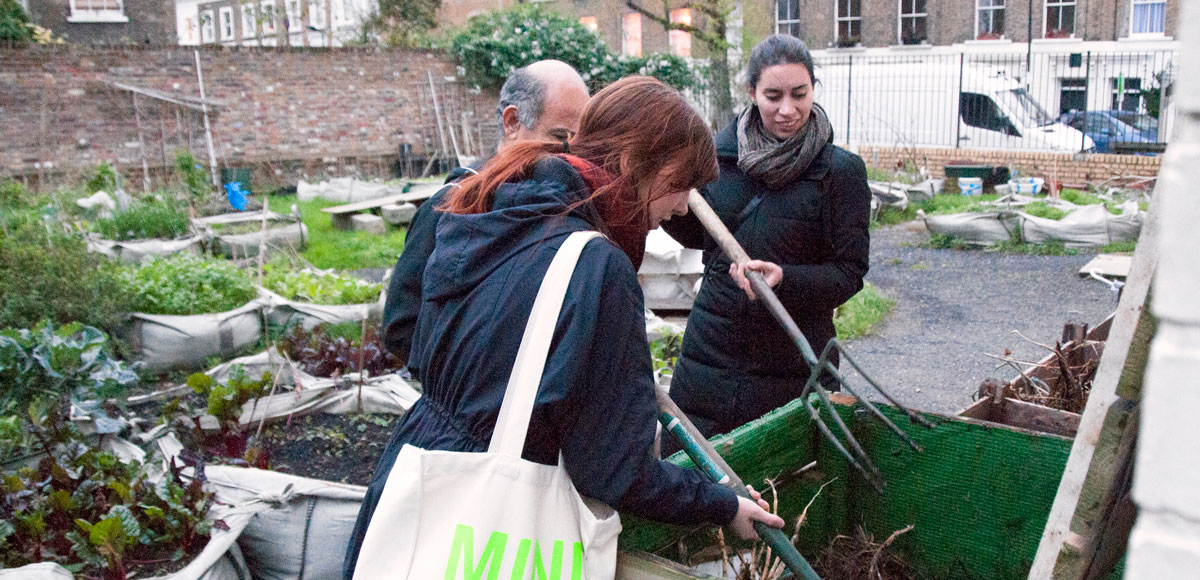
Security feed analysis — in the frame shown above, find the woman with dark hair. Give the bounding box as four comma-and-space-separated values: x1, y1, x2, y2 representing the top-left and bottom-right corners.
344, 76, 783, 578
662, 35, 872, 442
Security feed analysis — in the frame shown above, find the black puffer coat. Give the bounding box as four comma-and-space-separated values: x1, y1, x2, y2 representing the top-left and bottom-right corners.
662, 119, 871, 437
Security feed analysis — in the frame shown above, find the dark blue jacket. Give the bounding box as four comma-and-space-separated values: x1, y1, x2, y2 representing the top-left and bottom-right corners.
381, 164, 476, 366
345, 157, 738, 577
662, 119, 871, 438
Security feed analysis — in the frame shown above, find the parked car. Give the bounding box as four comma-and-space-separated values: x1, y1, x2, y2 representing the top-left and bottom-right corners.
1060, 111, 1159, 153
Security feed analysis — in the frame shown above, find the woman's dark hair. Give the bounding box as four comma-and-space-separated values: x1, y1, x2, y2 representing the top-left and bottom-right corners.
747, 34, 816, 90
441, 76, 717, 229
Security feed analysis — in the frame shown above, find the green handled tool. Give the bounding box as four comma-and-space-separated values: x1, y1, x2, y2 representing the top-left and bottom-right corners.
656, 386, 822, 580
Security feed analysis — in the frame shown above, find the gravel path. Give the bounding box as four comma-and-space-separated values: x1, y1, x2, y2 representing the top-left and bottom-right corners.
839, 221, 1119, 415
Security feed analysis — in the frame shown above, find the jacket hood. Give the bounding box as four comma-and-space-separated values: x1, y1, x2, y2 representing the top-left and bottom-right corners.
422, 156, 602, 302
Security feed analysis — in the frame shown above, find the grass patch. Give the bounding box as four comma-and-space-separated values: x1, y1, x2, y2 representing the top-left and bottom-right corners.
1022, 202, 1067, 221
991, 239, 1079, 255
834, 283, 895, 340
1098, 239, 1138, 253
96, 198, 191, 240
272, 194, 408, 271
871, 194, 1001, 229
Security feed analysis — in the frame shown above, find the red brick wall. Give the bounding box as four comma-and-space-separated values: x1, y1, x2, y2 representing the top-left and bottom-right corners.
857, 145, 1162, 188
0, 45, 499, 189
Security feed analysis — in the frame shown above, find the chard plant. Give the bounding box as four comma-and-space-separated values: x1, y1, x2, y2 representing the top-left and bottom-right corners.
163, 367, 274, 465
278, 323, 403, 378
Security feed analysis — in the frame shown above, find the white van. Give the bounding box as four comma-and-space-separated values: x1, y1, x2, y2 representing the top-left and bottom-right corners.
815, 60, 1094, 152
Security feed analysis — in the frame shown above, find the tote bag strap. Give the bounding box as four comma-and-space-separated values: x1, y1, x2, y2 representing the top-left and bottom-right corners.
489, 230, 605, 457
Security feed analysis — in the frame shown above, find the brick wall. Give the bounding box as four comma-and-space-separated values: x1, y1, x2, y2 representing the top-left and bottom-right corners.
856, 145, 1162, 188
0, 45, 499, 190
26, 0, 179, 45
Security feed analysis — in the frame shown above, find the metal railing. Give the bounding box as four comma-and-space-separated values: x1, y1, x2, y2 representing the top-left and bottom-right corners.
812, 50, 1178, 154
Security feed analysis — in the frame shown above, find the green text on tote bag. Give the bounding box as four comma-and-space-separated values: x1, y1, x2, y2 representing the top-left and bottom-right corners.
444, 524, 585, 580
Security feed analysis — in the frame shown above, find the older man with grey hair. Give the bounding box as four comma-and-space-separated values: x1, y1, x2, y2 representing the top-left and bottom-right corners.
377, 60, 589, 367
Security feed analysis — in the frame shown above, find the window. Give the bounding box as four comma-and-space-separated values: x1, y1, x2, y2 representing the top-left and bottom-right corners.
976, 0, 1005, 39
242, 4, 257, 38
1044, 0, 1075, 38
1059, 77, 1087, 115
285, 0, 300, 30
777, 0, 801, 37
669, 9, 692, 57
898, 0, 926, 44
1130, 0, 1165, 35
332, 0, 344, 25
835, 0, 861, 46
622, 13, 642, 57
261, 1, 276, 33
68, 0, 127, 22
960, 92, 1019, 136
200, 10, 215, 43
219, 6, 234, 40
1111, 77, 1142, 112
578, 16, 598, 32
309, 0, 325, 28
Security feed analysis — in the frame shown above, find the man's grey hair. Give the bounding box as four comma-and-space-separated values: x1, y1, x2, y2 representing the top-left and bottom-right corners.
496, 66, 545, 140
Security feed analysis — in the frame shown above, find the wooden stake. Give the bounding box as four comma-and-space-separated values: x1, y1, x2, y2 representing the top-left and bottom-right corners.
194, 50, 220, 190
133, 93, 151, 192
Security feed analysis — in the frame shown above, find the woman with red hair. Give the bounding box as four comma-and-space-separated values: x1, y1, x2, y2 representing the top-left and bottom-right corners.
344, 76, 783, 578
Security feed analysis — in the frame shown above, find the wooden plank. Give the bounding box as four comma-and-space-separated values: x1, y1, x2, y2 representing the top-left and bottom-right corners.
1079, 254, 1133, 279
320, 184, 442, 215
1028, 176, 1162, 579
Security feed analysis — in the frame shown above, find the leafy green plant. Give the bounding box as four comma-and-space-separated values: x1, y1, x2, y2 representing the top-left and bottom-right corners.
1023, 202, 1068, 221
446, 5, 700, 92
175, 150, 212, 202
263, 263, 382, 305
0, 178, 29, 207
649, 330, 683, 377
834, 283, 896, 340
85, 162, 120, 195
0, 224, 132, 331
117, 253, 256, 315
0, 322, 139, 422
0, 0, 33, 45
96, 199, 191, 241
0, 431, 213, 579
169, 367, 274, 462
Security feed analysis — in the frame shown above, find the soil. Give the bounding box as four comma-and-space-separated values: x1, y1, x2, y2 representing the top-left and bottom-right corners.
256, 412, 398, 485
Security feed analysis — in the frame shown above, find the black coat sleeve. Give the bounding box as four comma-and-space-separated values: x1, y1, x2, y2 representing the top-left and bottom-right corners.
775, 152, 871, 313
381, 187, 449, 364
556, 247, 738, 526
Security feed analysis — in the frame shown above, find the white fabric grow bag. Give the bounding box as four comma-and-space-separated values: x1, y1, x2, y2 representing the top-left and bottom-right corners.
639, 228, 703, 310
125, 299, 265, 373
924, 211, 1020, 246
86, 234, 205, 264
297, 178, 402, 203
257, 286, 385, 331
211, 224, 308, 259
1019, 204, 1143, 248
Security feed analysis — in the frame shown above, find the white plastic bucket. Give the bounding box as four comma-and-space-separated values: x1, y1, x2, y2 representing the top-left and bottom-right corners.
958, 177, 983, 196
1010, 177, 1045, 195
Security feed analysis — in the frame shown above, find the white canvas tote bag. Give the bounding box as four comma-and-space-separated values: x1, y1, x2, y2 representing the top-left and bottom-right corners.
352, 231, 622, 580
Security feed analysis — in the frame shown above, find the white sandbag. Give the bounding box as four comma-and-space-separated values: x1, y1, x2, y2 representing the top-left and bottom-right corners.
76, 190, 117, 212
86, 234, 205, 263
233, 375, 419, 424
205, 348, 321, 388
125, 300, 265, 373
0, 563, 74, 579
923, 211, 1020, 246
1020, 204, 1144, 248
645, 308, 683, 343
906, 178, 942, 202
257, 286, 385, 330
297, 177, 402, 203
639, 228, 703, 310
211, 223, 308, 259
868, 181, 909, 210
202, 463, 369, 580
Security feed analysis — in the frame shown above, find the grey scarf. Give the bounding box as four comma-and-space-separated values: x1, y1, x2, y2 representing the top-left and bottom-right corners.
736, 102, 834, 190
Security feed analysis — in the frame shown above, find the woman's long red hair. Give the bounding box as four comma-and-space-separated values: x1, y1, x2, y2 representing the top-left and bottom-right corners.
439, 76, 718, 229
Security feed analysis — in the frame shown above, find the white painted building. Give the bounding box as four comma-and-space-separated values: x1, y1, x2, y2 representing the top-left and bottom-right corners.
175, 0, 377, 46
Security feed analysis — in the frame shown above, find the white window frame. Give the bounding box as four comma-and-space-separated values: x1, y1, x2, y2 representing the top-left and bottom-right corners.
219, 6, 235, 40
331, 0, 344, 25
261, 1, 277, 33
1129, 0, 1166, 36
308, 0, 325, 29
975, 0, 1006, 40
1043, 0, 1076, 38
834, 0, 862, 46
897, 0, 927, 45
622, 13, 643, 57
776, 0, 802, 37
669, 8, 692, 57
285, 0, 300, 31
68, 0, 129, 23
200, 10, 216, 43
242, 4, 257, 39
